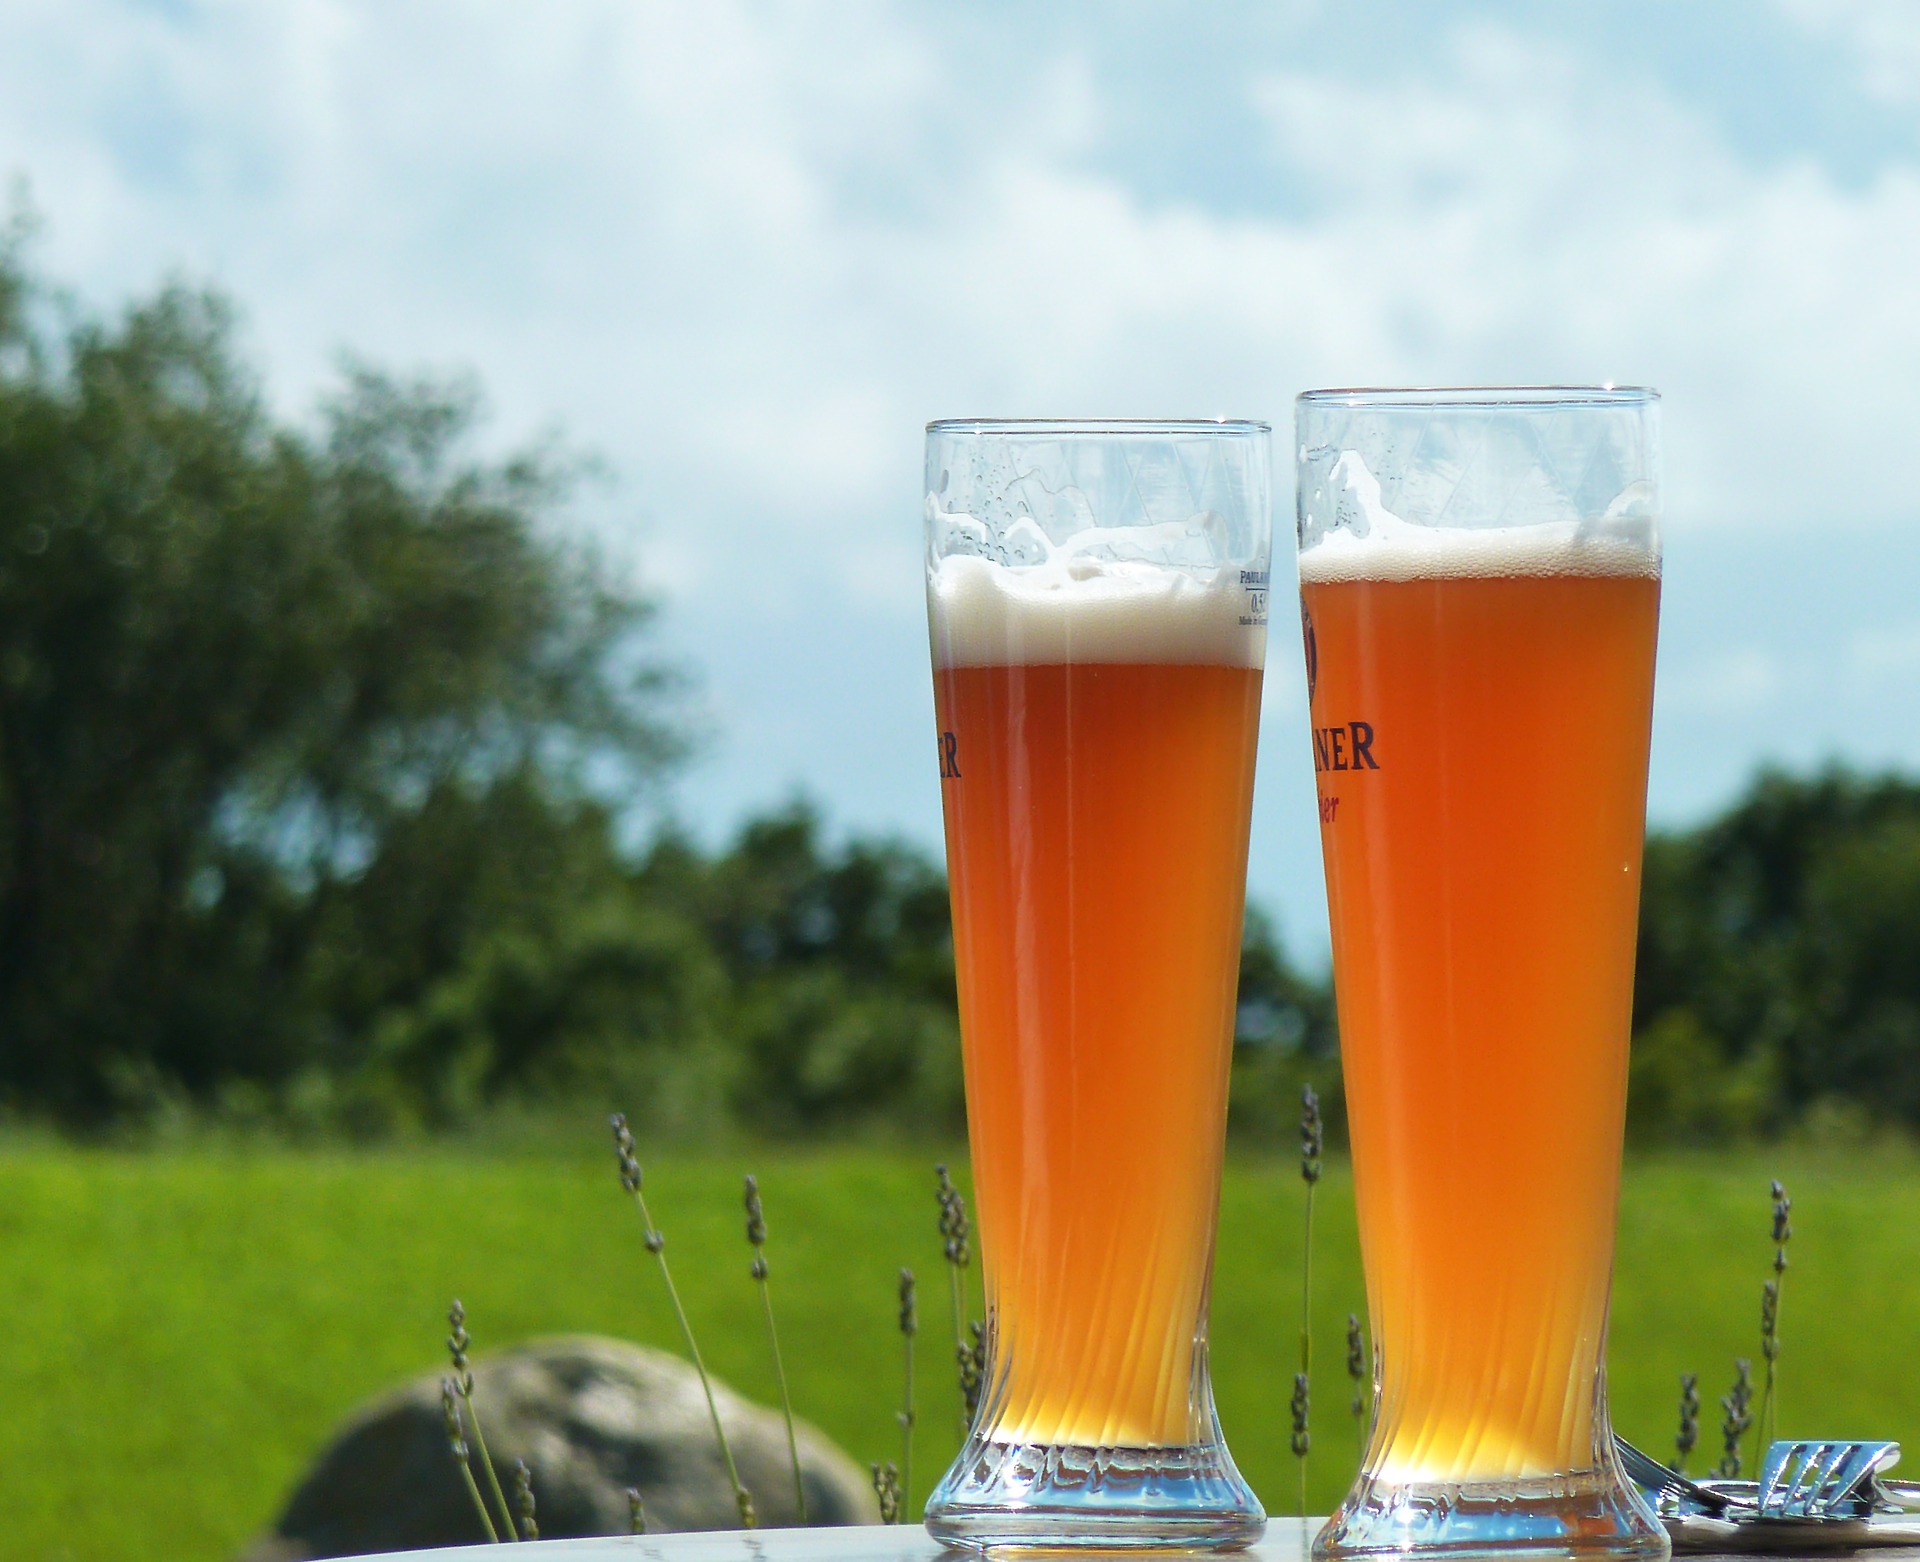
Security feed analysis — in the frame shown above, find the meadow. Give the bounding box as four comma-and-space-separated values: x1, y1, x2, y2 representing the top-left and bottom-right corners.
2, 1139, 1916, 1562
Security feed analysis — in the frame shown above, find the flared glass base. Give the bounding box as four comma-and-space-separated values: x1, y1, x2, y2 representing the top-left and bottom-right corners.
1312, 1469, 1669, 1562
925, 1438, 1266, 1551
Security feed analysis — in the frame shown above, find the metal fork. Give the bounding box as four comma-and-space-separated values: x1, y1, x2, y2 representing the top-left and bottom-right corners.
1757, 1440, 1902, 1519
1616, 1433, 1917, 1522
1614, 1435, 1738, 1515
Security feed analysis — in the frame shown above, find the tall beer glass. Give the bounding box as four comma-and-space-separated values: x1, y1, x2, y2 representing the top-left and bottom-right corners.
922, 420, 1269, 1551
1297, 389, 1667, 1562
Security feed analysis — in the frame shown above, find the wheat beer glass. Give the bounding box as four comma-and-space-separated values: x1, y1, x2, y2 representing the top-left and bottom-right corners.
922, 420, 1270, 1550
1297, 389, 1667, 1562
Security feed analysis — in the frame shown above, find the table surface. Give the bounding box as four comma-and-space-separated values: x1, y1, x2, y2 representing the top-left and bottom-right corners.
355, 1520, 1920, 1562
366, 1521, 1314, 1561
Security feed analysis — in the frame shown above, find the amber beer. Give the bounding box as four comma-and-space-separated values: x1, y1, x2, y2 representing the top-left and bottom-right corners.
1303, 537, 1660, 1483
930, 567, 1262, 1448
922, 419, 1269, 1550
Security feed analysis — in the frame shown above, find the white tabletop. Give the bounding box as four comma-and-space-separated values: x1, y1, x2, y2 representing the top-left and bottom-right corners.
348, 1518, 1920, 1561
360, 1519, 1324, 1562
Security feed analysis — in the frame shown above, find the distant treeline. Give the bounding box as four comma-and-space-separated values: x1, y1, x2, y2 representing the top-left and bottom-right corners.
1630, 768, 1920, 1141
0, 239, 1911, 1143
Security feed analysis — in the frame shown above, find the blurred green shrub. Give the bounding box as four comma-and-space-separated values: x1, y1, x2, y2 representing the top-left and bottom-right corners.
1634, 767, 1920, 1139
1229, 907, 1343, 1145
1626, 1008, 1774, 1144
641, 802, 966, 1135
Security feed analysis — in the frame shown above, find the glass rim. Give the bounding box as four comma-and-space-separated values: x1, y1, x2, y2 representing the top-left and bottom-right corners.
1296, 385, 1658, 410
926, 417, 1272, 437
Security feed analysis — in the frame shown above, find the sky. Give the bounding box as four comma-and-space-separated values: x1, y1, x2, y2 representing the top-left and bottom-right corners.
2, 0, 1919, 961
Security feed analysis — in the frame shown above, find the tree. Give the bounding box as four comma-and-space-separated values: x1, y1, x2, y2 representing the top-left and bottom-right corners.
1632, 767, 1920, 1133
0, 234, 685, 1118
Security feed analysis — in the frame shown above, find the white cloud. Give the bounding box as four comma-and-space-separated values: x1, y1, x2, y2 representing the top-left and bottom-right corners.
8, 7, 1920, 569
4, 2, 1920, 934
1777, 0, 1920, 102
1249, 24, 1920, 535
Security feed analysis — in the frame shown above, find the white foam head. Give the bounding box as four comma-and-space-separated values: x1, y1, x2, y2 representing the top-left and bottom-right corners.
1297, 516, 1661, 584
1297, 450, 1660, 584
929, 552, 1267, 668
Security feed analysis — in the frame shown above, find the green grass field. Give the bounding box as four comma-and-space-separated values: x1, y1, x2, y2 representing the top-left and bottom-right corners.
3, 1140, 1917, 1561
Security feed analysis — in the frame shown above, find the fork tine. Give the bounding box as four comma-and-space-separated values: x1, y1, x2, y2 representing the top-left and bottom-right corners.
1819, 1443, 1856, 1513
1804, 1443, 1850, 1519
1820, 1442, 1885, 1516
1829, 1446, 1871, 1510
1766, 1443, 1812, 1519
1797, 1443, 1843, 1519
1764, 1441, 1811, 1518
1784, 1442, 1832, 1518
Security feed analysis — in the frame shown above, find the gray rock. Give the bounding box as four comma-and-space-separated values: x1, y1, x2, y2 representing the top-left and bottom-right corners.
242, 1335, 880, 1560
